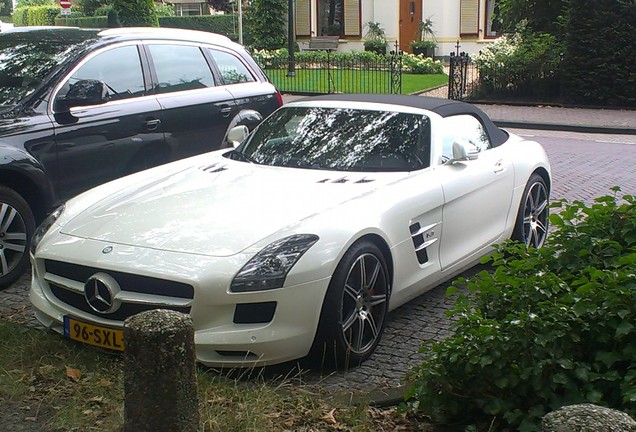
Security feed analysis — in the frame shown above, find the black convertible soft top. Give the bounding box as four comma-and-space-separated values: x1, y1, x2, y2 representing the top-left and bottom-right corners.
297, 94, 509, 147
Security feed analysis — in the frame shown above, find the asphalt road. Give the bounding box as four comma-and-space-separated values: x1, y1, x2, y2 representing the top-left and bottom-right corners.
2, 129, 635, 397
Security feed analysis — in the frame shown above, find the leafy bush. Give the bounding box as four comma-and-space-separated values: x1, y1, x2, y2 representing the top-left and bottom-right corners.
154, 2, 174, 17
405, 188, 636, 431
76, 0, 104, 16
12, 4, 59, 26
562, 0, 636, 106
473, 23, 562, 101
244, 0, 287, 50
251, 48, 444, 75
94, 5, 112, 17
158, 15, 234, 36
54, 15, 107, 27
402, 53, 444, 74
112, 0, 158, 27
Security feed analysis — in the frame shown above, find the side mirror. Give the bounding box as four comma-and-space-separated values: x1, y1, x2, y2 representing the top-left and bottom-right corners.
226, 125, 249, 148
56, 79, 109, 111
447, 140, 479, 164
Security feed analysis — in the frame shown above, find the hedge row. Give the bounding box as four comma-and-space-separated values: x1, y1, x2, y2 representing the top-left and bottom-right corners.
24, 10, 236, 38
158, 15, 235, 37
0, 15, 12, 23
54, 16, 107, 27
12, 5, 60, 27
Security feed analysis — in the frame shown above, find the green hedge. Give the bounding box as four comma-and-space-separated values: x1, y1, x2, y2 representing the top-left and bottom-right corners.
0, 15, 12, 23
158, 14, 235, 37
13, 5, 60, 26
54, 15, 108, 27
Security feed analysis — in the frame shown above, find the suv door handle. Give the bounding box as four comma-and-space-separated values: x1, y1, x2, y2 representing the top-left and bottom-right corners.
145, 118, 162, 131
220, 106, 232, 117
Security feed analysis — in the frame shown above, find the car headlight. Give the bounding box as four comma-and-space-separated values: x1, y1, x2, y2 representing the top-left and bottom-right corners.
30, 205, 65, 255
230, 234, 319, 292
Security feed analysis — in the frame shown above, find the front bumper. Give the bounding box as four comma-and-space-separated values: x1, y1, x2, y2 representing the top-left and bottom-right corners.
29, 238, 331, 367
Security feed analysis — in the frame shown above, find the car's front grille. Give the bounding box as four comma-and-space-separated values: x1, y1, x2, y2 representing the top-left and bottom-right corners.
43, 260, 194, 322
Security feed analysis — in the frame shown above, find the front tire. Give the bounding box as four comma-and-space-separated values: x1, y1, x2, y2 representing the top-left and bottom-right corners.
0, 186, 35, 289
309, 240, 390, 369
512, 173, 549, 248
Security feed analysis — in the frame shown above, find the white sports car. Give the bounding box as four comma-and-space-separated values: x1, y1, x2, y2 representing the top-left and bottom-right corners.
29, 95, 550, 368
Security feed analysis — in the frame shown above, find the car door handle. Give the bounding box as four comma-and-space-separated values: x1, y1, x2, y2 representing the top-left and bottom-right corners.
493, 160, 505, 174
145, 118, 162, 131
220, 106, 232, 117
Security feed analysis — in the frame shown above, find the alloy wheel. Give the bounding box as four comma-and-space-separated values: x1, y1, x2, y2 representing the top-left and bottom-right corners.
340, 253, 388, 355
0, 202, 28, 277
522, 181, 549, 248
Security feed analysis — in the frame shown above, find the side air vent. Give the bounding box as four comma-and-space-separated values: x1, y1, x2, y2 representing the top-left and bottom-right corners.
201, 163, 227, 173
409, 222, 440, 264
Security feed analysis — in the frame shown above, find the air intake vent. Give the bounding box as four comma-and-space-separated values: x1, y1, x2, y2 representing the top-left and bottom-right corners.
317, 176, 375, 184
409, 222, 439, 264
201, 163, 227, 173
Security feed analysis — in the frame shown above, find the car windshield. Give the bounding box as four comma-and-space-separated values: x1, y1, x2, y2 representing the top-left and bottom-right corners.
236, 106, 430, 172
0, 30, 98, 106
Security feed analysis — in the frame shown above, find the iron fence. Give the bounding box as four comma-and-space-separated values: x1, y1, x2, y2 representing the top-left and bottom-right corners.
255, 51, 403, 95
448, 52, 562, 103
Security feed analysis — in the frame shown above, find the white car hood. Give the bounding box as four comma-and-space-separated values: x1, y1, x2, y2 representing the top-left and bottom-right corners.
60, 157, 406, 257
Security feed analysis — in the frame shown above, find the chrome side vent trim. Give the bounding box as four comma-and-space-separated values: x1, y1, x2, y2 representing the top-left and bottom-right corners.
409, 222, 440, 264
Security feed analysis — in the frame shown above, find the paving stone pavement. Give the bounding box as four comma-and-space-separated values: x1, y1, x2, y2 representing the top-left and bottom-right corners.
1, 105, 635, 399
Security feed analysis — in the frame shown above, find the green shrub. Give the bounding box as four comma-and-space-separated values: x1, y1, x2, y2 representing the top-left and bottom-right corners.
158, 14, 234, 35
402, 53, 444, 74
251, 48, 444, 75
154, 2, 174, 17
112, 0, 158, 27
77, 0, 104, 16
13, 4, 59, 26
405, 188, 636, 431
473, 22, 562, 100
54, 15, 107, 27
562, 0, 636, 106
244, 0, 287, 50
94, 5, 112, 17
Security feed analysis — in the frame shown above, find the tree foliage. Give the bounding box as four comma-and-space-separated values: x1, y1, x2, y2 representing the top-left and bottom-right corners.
405, 188, 636, 431
244, 0, 287, 50
496, 0, 567, 34
112, 0, 158, 27
561, 0, 636, 105
207, 0, 231, 13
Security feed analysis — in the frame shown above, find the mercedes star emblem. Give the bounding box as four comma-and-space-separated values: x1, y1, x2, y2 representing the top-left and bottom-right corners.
84, 273, 121, 314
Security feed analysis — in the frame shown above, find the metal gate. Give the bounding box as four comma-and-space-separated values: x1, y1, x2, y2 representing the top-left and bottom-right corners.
448, 52, 471, 100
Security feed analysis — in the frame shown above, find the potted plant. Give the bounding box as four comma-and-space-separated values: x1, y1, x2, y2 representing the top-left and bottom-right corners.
363, 21, 388, 55
409, 17, 437, 58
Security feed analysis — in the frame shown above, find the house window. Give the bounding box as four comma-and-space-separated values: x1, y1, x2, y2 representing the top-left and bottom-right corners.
485, 0, 499, 37
318, 0, 343, 36
175, 3, 204, 16
317, 0, 360, 37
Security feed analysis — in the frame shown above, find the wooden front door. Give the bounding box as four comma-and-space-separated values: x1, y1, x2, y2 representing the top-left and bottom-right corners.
399, 0, 422, 53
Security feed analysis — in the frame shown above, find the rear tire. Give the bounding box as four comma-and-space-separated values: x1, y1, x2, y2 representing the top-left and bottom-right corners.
512, 174, 549, 248
0, 186, 35, 289
309, 240, 390, 370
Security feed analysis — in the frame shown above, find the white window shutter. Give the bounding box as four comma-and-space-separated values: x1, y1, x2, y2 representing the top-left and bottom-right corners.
344, 0, 361, 37
460, 0, 479, 36
296, 0, 311, 37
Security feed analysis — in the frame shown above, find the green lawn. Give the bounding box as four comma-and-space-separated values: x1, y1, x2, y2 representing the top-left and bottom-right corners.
265, 69, 447, 95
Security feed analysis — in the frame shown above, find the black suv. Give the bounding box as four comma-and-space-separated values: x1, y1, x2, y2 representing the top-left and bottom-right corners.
0, 27, 282, 287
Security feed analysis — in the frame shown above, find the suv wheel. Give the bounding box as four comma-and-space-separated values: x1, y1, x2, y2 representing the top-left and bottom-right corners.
0, 186, 35, 288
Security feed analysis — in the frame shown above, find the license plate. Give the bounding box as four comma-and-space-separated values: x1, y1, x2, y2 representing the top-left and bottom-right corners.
63, 316, 125, 351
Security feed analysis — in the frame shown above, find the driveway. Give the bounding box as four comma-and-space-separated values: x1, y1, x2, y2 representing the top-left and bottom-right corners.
1, 128, 635, 396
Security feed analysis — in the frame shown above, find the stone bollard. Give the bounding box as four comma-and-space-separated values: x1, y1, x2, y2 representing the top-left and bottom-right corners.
123, 309, 199, 432
541, 403, 636, 432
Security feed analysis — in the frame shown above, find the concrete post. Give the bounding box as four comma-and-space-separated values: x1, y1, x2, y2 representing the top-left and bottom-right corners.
123, 309, 199, 432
